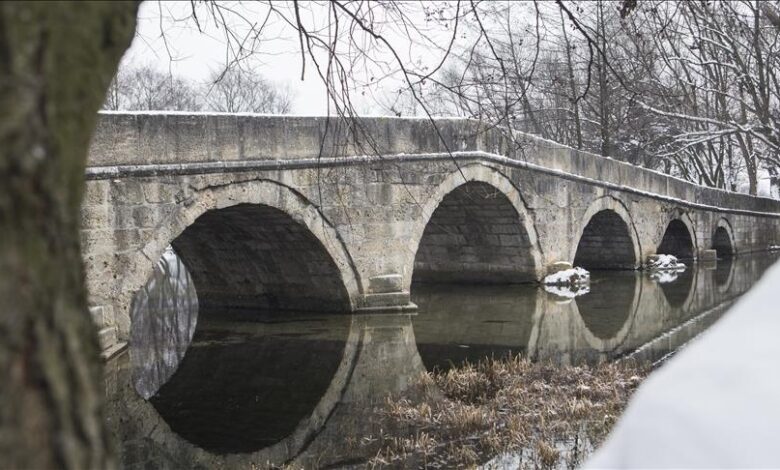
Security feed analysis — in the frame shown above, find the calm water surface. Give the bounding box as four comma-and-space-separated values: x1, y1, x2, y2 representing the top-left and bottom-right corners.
105, 252, 779, 468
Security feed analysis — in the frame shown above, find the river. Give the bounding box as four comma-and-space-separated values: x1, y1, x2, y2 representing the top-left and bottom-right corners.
105, 250, 779, 468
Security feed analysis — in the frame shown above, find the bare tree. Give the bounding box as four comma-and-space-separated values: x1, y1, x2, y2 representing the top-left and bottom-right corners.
415, 0, 780, 195
103, 65, 202, 111
203, 68, 294, 114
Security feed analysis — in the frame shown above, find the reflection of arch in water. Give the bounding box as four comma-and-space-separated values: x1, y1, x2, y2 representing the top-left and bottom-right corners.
150, 313, 351, 454
119, 314, 363, 465
411, 283, 543, 371
714, 256, 735, 293
658, 214, 697, 261
712, 219, 736, 259
571, 197, 641, 270
658, 267, 698, 311
571, 271, 643, 352
288, 314, 432, 468
410, 164, 543, 285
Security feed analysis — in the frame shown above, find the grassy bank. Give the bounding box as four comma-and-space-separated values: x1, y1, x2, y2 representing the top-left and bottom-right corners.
365, 357, 649, 469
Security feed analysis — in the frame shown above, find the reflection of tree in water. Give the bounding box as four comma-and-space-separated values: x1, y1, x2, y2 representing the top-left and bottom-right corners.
658, 268, 695, 309
411, 284, 538, 372
575, 272, 639, 341
130, 246, 198, 399
150, 313, 350, 454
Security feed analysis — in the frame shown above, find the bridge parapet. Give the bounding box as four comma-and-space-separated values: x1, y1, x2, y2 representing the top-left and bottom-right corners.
89, 111, 780, 216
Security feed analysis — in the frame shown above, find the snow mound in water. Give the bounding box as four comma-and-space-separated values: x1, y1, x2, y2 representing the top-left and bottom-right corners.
543, 267, 590, 286
770, 245, 780, 251
646, 254, 686, 271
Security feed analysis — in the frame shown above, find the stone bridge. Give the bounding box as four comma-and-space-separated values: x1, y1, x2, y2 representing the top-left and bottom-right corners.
82, 112, 780, 352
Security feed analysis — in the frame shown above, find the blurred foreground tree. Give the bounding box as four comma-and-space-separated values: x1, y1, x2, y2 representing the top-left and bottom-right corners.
0, 1, 138, 469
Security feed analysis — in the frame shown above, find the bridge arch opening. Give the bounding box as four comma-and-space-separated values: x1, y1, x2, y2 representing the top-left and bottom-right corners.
574, 209, 638, 270
171, 203, 351, 314
658, 219, 695, 261
413, 181, 537, 284
127, 202, 354, 456
712, 226, 734, 259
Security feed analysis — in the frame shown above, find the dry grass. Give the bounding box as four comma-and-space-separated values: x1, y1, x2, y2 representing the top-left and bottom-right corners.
364, 356, 648, 469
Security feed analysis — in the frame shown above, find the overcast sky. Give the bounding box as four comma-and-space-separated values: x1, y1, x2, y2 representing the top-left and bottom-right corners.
121, 1, 461, 116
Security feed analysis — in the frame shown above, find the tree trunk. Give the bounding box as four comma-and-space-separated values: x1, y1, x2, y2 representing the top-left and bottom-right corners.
0, 2, 137, 469
560, 8, 583, 150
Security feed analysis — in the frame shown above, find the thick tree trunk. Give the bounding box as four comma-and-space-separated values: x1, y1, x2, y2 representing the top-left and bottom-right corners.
0, 2, 137, 469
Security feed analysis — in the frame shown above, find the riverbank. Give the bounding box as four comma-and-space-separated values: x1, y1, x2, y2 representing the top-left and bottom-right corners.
365, 357, 649, 469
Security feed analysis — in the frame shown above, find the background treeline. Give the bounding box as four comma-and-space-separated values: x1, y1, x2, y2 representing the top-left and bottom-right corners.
388, 1, 780, 196
104, 66, 294, 114
109, 1, 780, 197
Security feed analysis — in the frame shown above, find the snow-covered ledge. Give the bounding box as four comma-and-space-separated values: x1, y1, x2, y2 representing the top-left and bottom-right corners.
587, 259, 780, 468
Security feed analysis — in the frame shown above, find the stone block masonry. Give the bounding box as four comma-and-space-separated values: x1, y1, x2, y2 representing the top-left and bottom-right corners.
82, 112, 780, 346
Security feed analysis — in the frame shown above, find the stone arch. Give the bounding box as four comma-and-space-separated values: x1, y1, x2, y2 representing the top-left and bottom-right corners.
120, 180, 362, 334
409, 164, 543, 286
658, 212, 697, 261
571, 196, 642, 270
712, 218, 736, 259
172, 203, 350, 314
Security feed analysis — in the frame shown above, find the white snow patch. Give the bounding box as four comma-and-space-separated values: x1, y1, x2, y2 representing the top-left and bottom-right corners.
649, 270, 681, 284
543, 267, 590, 286
543, 283, 591, 300
646, 254, 686, 271
770, 245, 780, 251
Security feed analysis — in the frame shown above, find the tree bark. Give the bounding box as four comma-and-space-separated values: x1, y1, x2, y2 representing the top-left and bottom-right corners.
0, 2, 138, 469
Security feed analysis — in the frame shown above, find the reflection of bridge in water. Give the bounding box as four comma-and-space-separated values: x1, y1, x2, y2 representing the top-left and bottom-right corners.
104, 252, 778, 468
